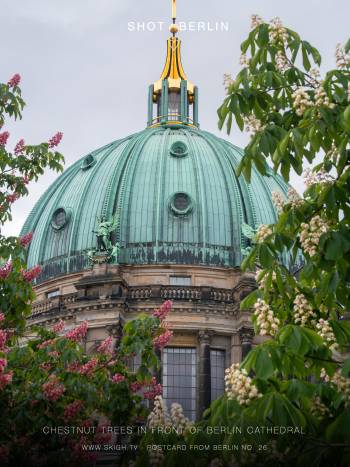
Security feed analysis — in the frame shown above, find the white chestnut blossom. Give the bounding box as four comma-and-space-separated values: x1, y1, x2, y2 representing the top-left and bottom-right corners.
314, 83, 335, 109
239, 53, 250, 67
170, 403, 193, 432
147, 396, 193, 433
287, 187, 303, 207
251, 14, 263, 29
147, 395, 171, 428
223, 73, 234, 93
309, 68, 321, 85
275, 51, 290, 73
269, 17, 288, 44
292, 87, 312, 116
243, 115, 266, 136
253, 298, 280, 336
303, 168, 334, 187
331, 371, 350, 408
300, 216, 328, 257
316, 318, 338, 350
225, 363, 262, 405
272, 191, 285, 211
256, 224, 273, 243
310, 396, 332, 419
335, 43, 350, 69
293, 294, 317, 327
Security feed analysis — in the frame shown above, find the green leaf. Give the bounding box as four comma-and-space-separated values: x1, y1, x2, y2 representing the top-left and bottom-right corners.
259, 244, 274, 268
326, 411, 350, 442
240, 289, 260, 310
255, 348, 274, 379
302, 45, 311, 71
324, 231, 350, 261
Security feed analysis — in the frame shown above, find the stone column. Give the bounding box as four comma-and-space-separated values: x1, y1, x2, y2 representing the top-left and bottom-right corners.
198, 330, 212, 417
239, 327, 254, 360
154, 348, 162, 383
106, 318, 123, 349
230, 332, 241, 365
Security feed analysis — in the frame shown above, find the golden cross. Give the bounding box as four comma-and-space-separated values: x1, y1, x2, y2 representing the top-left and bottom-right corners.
172, 0, 177, 21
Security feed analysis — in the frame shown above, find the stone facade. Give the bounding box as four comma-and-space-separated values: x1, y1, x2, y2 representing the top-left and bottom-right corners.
29, 263, 257, 418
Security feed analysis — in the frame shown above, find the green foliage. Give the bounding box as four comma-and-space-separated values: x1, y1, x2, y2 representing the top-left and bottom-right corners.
0, 76, 166, 466
137, 16, 350, 467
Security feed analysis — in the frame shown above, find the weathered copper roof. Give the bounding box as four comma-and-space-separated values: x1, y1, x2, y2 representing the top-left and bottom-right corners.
21, 125, 288, 283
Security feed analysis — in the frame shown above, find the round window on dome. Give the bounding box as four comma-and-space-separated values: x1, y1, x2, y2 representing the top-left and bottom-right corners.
170, 141, 188, 158
81, 154, 96, 170
169, 192, 193, 216
51, 208, 70, 230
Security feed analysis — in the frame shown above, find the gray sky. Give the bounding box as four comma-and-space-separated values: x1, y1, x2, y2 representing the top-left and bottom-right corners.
2, 0, 349, 237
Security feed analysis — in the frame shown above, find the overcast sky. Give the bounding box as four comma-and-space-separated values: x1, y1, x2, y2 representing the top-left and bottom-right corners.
2, 0, 349, 237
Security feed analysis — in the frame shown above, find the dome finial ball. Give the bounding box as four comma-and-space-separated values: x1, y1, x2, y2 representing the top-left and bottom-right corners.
170, 23, 179, 34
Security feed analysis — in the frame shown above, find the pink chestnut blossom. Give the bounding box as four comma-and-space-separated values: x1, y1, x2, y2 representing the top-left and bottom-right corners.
66, 361, 80, 372
112, 373, 126, 384
78, 358, 98, 376
21, 265, 42, 282
143, 376, 163, 400
64, 400, 84, 420
152, 300, 173, 321
0, 262, 12, 280
52, 320, 65, 333
0, 313, 4, 324
42, 375, 65, 401
19, 232, 33, 247
130, 381, 142, 392
143, 383, 162, 400
0, 330, 7, 350
14, 138, 25, 155
7, 73, 21, 87
97, 336, 113, 354
0, 131, 10, 146
6, 193, 20, 204
48, 131, 63, 148
48, 351, 60, 359
65, 321, 88, 342
37, 338, 56, 349
152, 329, 173, 349
0, 371, 13, 389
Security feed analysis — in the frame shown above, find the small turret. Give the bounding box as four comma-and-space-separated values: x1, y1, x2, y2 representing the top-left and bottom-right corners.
147, 0, 199, 127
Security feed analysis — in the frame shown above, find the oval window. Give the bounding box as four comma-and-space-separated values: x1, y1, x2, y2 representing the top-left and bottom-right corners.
170, 141, 188, 158
51, 208, 70, 230
169, 192, 193, 216
81, 154, 95, 170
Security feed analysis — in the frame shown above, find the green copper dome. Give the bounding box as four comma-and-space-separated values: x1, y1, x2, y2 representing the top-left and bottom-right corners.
21, 125, 288, 283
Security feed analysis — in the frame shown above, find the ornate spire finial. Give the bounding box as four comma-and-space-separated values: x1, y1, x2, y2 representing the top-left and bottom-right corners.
170, 0, 178, 35
172, 0, 177, 22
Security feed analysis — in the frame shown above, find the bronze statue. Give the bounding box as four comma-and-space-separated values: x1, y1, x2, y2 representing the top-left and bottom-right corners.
93, 214, 119, 252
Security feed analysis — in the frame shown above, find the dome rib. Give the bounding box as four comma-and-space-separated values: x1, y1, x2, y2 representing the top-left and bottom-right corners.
23, 125, 289, 282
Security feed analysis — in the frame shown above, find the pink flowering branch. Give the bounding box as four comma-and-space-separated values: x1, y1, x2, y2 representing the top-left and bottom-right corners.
7, 74, 21, 88
48, 132, 63, 148
0, 131, 10, 147
19, 232, 33, 247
